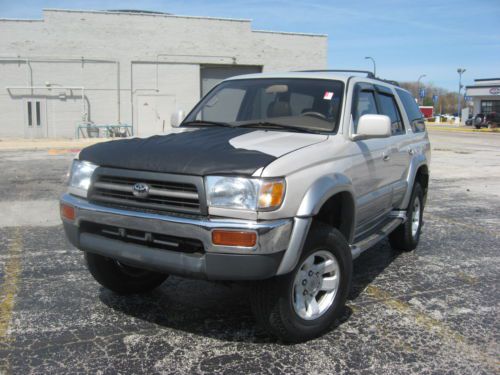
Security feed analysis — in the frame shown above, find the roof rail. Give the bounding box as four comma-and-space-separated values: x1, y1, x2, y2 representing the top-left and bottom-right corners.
294, 69, 401, 87
373, 78, 400, 87
295, 69, 375, 78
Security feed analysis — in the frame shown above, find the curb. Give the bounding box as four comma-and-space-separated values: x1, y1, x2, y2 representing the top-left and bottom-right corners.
426, 126, 499, 133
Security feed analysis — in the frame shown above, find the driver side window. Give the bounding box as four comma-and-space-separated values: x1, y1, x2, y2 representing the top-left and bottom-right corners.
353, 90, 378, 131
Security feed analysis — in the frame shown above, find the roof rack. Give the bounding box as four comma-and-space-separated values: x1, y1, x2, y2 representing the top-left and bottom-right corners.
295, 69, 375, 79
294, 69, 401, 87
374, 78, 400, 87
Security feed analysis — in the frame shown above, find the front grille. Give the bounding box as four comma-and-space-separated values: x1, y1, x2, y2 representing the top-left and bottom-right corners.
81, 221, 205, 254
89, 168, 206, 215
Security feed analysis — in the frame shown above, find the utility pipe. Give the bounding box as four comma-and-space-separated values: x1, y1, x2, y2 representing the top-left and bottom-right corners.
6, 86, 86, 122
0, 56, 121, 123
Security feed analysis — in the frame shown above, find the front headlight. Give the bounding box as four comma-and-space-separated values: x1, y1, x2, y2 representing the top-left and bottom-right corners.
68, 160, 98, 198
205, 176, 285, 211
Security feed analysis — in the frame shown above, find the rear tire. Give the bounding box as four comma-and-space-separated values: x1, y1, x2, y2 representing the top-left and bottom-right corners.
250, 223, 352, 343
85, 252, 168, 294
389, 182, 424, 251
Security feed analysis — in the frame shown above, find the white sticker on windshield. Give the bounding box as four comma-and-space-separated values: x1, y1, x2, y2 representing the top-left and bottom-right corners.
323, 91, 334, 100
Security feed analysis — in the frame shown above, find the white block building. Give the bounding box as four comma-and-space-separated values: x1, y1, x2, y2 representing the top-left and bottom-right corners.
0, 9, 328, 138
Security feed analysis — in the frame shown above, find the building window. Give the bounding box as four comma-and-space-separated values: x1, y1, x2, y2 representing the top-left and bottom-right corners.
36, 101, 41, 126
481, 100, 500, 114
27, 102, 33, 127
26, 100, 42, 127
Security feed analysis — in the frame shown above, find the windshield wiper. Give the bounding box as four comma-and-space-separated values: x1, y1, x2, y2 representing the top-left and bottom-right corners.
182, 120, 235, 128
237, 121, 320, 134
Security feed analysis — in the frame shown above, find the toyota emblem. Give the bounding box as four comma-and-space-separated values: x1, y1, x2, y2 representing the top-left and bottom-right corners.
132, 182, 150, 198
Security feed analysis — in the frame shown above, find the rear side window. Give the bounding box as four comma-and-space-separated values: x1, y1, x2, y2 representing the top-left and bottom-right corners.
353, 90, 378, 130
378, 94, 404, 135
396, 89, 426, 132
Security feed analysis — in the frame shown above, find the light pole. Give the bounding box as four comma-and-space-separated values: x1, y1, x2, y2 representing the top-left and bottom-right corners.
364, 56, 376, 77
417, 74, 426, 105
457, 68, 466, 119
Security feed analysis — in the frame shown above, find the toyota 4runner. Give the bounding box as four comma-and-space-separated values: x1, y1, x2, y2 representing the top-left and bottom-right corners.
60, 70, 430, 342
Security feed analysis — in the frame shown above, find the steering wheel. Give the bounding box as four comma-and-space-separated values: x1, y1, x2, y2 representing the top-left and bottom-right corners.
301, 111, 327, 120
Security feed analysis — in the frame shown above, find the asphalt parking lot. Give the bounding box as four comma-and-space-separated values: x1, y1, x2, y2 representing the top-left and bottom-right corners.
0, 130, 498, 374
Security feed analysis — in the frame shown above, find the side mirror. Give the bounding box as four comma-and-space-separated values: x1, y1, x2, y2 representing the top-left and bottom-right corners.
170, 110, 185, 128
352, 114, 391, 140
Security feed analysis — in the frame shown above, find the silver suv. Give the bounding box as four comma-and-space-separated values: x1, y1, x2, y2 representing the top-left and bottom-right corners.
60, 70, 430, 342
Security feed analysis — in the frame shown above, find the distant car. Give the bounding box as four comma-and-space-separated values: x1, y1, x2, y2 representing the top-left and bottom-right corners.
465, 114, 473, 126
474, 113, 499, 129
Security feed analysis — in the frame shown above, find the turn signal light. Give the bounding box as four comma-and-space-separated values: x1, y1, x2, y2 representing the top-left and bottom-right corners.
212, 230, 257, 247
258, 180, 285, 210
60, 203, 75, 221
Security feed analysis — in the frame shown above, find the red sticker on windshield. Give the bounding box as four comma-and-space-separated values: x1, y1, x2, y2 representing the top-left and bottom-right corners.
323, 91, 334, 100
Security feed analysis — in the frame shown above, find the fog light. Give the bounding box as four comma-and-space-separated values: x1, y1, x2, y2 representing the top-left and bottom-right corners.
212, 230, 257, 247
60, 203, 75, 221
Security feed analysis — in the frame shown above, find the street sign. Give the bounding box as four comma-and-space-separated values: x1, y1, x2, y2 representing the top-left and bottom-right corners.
432, 95, 438, 103
464, 95, 472, 101
419, 88, 426, 98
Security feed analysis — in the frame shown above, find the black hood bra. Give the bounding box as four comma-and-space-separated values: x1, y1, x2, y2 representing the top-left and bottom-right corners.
78, 127, 278, 176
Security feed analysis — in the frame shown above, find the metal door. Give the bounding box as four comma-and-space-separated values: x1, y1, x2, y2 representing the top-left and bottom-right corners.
24, 99, 47, 138
137, 95, 176, 137
200, 66, 262, 97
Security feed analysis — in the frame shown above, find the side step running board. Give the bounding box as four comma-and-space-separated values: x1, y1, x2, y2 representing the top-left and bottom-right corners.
350, 211, 407, 260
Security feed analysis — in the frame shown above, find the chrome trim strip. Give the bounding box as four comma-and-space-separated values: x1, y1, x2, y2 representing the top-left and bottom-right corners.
61, 194, 293, 255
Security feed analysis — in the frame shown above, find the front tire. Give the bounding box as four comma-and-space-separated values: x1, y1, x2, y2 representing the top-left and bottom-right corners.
85, 252, 168, 295
250, 223, 352, 343
389, 182, 424, 251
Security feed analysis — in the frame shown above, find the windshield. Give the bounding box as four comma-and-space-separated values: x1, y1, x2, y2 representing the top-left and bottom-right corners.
183, 78, 345, 132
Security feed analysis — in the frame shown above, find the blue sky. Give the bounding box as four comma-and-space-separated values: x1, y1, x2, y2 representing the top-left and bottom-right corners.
1, 0, 499, 91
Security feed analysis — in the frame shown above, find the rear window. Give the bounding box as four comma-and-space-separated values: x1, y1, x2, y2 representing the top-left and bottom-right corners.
396, 89, 426, 132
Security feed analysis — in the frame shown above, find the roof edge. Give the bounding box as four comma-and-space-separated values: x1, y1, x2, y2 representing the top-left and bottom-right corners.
474, 78, 500, 82
42, 8, 252, 22
466, 85, 500, 89
0, 18, 43, 22
253, 29, 327, 37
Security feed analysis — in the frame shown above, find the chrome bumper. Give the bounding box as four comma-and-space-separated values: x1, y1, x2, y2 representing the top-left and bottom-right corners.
60, 194, 293, 255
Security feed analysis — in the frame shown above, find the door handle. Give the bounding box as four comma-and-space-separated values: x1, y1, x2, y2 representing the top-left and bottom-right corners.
382, 152, 390, 161
408, 148, 415, 155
